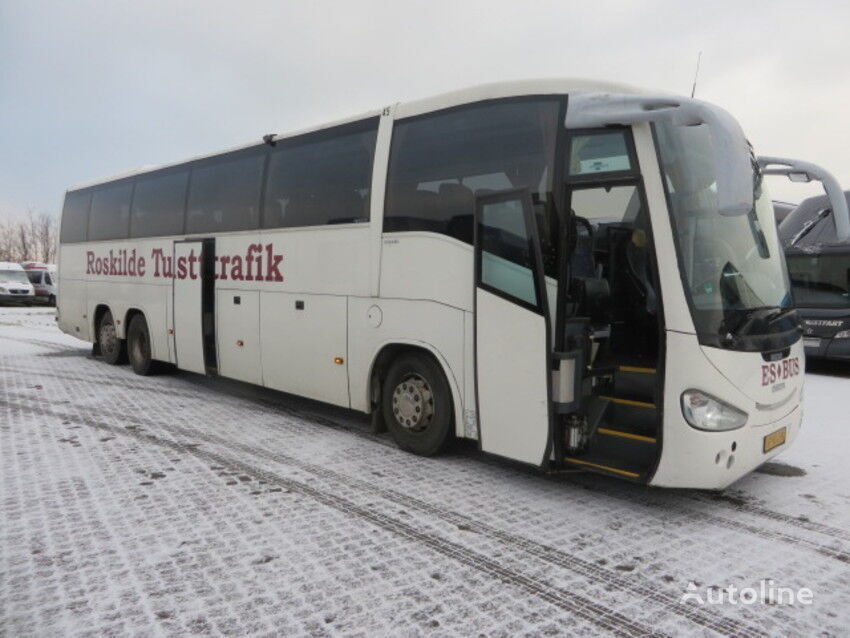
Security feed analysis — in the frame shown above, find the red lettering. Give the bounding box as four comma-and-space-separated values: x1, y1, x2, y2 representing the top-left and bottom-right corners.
177, 256, 187, 279
137, 256, 145, 277
218, 255, 230, 280
265, 244, 283, 282
230, 255, 243, 280
151, 249, 163, 277
86, 251, 95, 274
188, 249, 198, 280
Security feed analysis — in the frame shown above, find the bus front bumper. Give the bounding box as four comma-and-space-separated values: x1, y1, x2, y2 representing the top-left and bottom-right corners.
650, 406, 803, 490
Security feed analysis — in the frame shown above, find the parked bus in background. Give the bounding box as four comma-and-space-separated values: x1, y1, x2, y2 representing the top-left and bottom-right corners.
57, 79, 821, 489
779, 191, 850, 361
0, 262, 36, 305
21, 262, 58, 306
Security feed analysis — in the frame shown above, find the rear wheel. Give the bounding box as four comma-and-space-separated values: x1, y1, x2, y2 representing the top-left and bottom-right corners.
127, 314, 161, 375
382, 352, 453, 456
48, 294, 56, 307
98, 310, 126, 365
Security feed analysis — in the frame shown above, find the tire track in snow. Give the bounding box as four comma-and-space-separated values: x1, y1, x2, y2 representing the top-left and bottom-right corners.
2, 390, 774, 638
0, 396, 664, 638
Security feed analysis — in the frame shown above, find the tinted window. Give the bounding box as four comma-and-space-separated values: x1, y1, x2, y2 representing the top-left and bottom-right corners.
385, 99, 560, 274
131, 170, 189, 238
479, 197, 538, 306
44, 273, 53, 285
568, 132, 632, 176
60, 189, 92, 243
88, 182, 133, 241
787, 253, 850, 308
26, 271, 41, 284
264, 122, 378, 228
186, 151, 265, 234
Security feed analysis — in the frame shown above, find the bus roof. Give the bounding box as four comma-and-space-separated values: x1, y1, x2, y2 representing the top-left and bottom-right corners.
67, 78, 648, 192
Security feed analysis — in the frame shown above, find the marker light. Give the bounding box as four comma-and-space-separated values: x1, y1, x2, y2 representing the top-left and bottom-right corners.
681, 390, 748, 431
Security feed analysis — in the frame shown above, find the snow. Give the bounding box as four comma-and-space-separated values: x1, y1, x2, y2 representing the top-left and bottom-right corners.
1, 305, 848, 637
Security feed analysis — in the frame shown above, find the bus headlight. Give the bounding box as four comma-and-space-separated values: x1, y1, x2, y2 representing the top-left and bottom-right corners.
833, 329, 850, 339
681, 389, 748, 431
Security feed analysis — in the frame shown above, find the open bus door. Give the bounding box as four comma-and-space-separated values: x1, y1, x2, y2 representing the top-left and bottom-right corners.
474, 189, 552, 465
172, 238, 217, 375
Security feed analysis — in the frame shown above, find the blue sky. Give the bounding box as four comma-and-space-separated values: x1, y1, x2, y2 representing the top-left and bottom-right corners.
1, 0, 848, 219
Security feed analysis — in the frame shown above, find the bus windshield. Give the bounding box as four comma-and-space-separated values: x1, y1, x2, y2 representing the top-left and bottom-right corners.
787, 252, 850, 308
655, 121, 794, 348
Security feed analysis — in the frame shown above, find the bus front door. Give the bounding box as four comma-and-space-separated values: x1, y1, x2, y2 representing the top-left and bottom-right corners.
172, 239, 217, 375
474, 190, 551, 465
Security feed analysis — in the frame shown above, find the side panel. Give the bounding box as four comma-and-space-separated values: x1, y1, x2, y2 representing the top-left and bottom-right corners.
260, 292, 349, 406
380, 233, 474, 311
475, 288, 549, 463
217, 289, 261, 385
347, 296, 465, 433
172, 241, 206, 374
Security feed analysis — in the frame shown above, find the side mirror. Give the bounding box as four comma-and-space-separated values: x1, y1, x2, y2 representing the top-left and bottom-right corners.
758, 156, 850, 242
788, 172, 811, 183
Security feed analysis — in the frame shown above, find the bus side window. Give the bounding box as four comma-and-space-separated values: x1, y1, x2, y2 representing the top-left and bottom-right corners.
263, 119, 378, 229
186, 150, 265, 234
88, 182, 133, 241
479, 198, 538, 307
60, 190, 93, 243
130, 170, 189, 238
384, 99, 561, 276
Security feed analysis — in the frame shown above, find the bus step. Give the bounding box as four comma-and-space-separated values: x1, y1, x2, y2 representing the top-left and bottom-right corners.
598, 396, 657, 432
614, 365, 657, 401
563, 455, 647, 481
597, 427, 656, 444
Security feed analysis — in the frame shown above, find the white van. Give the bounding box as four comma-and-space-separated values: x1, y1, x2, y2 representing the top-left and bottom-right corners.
0, 262, 36, 305
21, 262, 58, 305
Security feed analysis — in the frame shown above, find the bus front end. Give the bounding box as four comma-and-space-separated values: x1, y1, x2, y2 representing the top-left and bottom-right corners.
560, 93, 805, 489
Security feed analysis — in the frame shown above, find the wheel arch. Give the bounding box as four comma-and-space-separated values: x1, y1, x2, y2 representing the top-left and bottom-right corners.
366, 340, 464, 438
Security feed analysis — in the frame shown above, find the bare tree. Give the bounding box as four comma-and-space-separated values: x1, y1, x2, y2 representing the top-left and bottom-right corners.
0, 210, 58, 263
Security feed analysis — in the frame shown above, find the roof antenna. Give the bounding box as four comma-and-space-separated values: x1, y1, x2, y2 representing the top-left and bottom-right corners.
690, 51, 702, 98
262, 133, 276, 147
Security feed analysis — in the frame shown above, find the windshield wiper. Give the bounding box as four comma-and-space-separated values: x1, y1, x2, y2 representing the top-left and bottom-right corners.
789, 209, 831, 246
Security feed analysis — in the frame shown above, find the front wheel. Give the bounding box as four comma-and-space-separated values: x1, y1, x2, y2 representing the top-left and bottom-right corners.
382, 352, 454, 456
98, 310, 127, 365
127, 314, 162, 375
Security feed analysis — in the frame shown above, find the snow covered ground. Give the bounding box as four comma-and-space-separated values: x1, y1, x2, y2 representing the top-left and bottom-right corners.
1, 306, 848, 637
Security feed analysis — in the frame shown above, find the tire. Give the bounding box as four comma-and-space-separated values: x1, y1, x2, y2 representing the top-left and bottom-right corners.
127, 314, 160, 375
382, 352, 454, 456
48, 295, 56, 307
98, 310, 127, 365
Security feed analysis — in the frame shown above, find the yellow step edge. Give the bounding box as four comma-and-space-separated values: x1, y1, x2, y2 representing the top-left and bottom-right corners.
619, 365, 656, 374
599, 395, 656, 409
564, 457, 641, 478
597, 427, 657, 444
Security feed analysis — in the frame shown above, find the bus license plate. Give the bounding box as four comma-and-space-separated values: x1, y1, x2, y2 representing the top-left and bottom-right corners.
803, 337, 820, 348
763, 427, 787, 453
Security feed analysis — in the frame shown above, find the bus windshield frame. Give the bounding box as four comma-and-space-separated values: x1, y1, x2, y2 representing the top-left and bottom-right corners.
653, 120, 798, 351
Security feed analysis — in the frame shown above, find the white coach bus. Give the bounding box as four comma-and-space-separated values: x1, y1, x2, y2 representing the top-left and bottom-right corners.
57, 79, 806, 489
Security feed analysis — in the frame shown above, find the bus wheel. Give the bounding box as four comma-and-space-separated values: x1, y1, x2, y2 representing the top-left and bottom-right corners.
98, 310, 127, 365
382, 352, 453, 456
127, 314, 160, 376
48, 295, 56, 307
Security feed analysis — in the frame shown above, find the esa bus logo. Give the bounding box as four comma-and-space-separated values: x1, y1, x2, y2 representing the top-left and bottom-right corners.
761, 357, 800, 387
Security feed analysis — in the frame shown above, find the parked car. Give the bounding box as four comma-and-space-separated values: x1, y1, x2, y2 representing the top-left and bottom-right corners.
0, 262, 36, 305
21, 262, 58, 305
